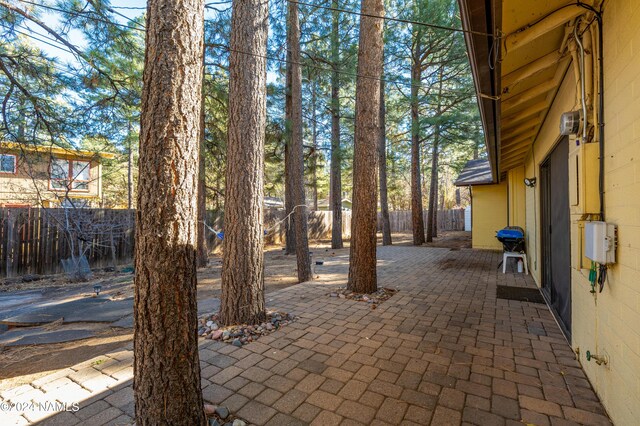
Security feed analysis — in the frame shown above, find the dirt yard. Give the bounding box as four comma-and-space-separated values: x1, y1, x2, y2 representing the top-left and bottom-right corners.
0, 239, 350, 387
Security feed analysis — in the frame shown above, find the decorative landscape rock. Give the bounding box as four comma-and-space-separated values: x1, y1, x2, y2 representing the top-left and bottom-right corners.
328, 287, 398, 309
197, 310, 296, 345
21, 274, 42, 283
203, 405, 246, 426
215, 406, 229, 420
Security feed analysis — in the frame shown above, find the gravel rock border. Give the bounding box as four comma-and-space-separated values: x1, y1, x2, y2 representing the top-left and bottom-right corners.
204, 404, 247, 426
328, 287, 398, 309
198, 310, 295, 345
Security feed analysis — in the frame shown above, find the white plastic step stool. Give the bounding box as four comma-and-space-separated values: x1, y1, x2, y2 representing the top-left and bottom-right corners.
503, 252, 528, 274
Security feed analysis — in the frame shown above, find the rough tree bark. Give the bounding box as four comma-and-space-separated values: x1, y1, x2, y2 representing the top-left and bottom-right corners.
426, 126, 440, 242
426, 70, 443, 243
284, 83, 295, 254
197, 55, 208, 267
219, 0, 269, 325
410, 30, 425, 245
285, 0, 312, 282
311, 77, 319, 211
284, 76, 295, 255
127, 123, 134, 210
330, 0, 343, 250
134, 0, 205, 424
197, 145, 208, 266
378, 77, 392, 246
348, 0, 384, 294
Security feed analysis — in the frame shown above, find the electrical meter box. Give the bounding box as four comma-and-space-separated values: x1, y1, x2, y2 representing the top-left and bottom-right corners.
585, 221, 617, 264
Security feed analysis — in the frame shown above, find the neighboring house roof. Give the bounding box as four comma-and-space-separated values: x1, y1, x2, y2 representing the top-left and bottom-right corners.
1, 141, 116, 159
455, 159, 493, 186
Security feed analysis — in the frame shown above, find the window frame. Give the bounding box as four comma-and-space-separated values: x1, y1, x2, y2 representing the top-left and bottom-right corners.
0, 153, 17, 174
49, 157, 91, 193
71, 160, 91, 191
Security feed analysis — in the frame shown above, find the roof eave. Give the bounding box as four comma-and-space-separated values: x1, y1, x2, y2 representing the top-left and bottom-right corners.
0, 142, 116, 160
458, 0, 502, 183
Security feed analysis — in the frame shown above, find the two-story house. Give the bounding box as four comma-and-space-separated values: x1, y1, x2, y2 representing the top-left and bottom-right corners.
0, 142, 115, 208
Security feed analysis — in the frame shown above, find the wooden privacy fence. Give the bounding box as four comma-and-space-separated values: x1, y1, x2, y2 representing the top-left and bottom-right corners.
378, 209, 465, 233
204, 209, 351, 250
1, 207, 135, 278
1, 207, 462, 278
0, 207, 351, 278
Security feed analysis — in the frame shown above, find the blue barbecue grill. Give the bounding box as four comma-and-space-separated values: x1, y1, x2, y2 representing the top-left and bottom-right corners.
496, 226, 526, 253
496, 226, 529, 274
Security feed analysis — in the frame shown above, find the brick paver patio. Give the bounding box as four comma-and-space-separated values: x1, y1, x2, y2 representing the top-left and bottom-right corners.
1, 246, 612, 425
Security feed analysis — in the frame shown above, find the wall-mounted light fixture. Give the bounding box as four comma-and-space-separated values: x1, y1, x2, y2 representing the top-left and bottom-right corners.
524, 177, 537, 188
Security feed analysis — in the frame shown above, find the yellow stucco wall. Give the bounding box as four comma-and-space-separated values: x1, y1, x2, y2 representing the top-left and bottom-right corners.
521, 3, 640, 423
507, 166, 526, 230
471, 181, 507, 250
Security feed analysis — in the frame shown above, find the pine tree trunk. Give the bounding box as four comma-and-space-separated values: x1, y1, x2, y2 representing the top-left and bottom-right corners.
435, 187, 441, 236
197, 68, 208, 268
311, 78, 319, 212
286, 0, 312, 282
134, 0, 205, 424
330, 0, 343, 250
426, 126, 439, 242
127, 133, 134, 210
220, 0, 268, 325
284, 86, 296, 253
410, 33, 425, 245
215, 160, 222, 210
426, 69, 443, 242
378, 77, 392, 246
348, 0, 384, 294
284, 47, 296, 255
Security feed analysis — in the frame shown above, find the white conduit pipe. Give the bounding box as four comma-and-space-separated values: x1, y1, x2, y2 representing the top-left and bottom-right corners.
574, 22, 588, 142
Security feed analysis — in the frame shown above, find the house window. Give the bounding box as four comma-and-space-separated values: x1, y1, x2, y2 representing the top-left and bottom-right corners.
0, 154, 16, 174
72, 160, 90, 190
50, 158, 90, 191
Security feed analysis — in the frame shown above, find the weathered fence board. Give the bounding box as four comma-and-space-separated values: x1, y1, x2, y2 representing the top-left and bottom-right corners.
1, 207, 464, 278
203, 210, 351, 251
378, 209, 465, 233
0, 208, 135, 278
